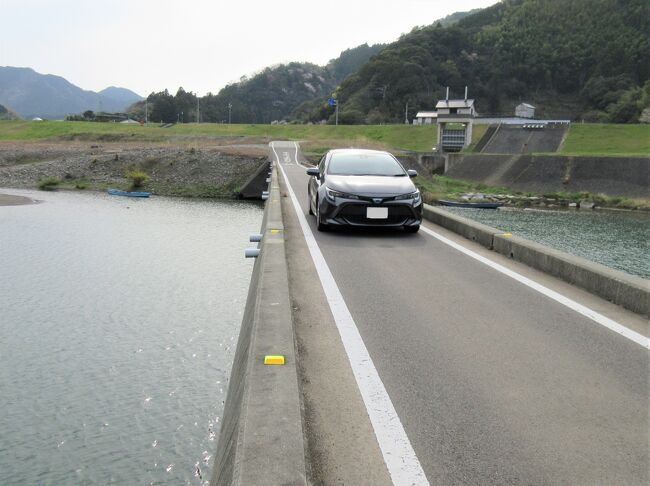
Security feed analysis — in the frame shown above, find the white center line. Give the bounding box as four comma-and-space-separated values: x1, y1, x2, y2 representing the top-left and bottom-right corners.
273, 142, 430, 486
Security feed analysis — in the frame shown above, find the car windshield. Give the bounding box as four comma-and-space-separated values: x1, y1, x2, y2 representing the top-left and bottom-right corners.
327, 152, 406, 176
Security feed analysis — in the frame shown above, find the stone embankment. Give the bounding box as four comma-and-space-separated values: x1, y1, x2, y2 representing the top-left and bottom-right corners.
0, 141, 268, 197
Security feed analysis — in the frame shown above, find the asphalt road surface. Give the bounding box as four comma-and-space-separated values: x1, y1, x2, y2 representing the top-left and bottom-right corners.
272, 141, 649, 485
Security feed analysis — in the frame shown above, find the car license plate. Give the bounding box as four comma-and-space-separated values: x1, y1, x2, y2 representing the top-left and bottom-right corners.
367, 207, 388, 219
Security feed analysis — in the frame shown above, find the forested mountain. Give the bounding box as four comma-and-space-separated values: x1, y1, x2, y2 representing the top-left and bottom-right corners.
131, 44, 385, 124
129, 0, 648, 125
434, 8, 483, 27
332, 0, 650, 123
0, 67, 142, 119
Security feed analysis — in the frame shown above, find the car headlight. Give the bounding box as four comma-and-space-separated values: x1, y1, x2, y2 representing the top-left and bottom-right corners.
395, 190, 421, 202
326, 188, 359, 200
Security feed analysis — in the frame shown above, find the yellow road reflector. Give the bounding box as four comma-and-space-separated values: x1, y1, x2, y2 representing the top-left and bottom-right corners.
270, 229, 281, 234
502, 233, 513, 237
264, 355, 285, 365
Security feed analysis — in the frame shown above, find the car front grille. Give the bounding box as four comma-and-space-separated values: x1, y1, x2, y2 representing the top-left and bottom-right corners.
337, 204, 413, 225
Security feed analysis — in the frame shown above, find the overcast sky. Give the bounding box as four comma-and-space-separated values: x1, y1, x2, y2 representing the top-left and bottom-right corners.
2, 0, 498, 97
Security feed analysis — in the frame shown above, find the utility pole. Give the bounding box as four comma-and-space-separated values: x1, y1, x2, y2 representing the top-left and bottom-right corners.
405, 102, 409, 124
335, 101, 339, 126
228, 103, 232, 124
144, 100, 148, 125
196, 97, 200, 123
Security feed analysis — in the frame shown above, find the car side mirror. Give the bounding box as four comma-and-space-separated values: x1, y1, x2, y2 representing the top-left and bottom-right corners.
306, 168, 320, 177
407, 169, 418, 178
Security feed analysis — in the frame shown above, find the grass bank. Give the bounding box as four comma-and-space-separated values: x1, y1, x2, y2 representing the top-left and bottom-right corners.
560, 124, 650, 156
1, 121, 648, 156
0, 121, 439, 152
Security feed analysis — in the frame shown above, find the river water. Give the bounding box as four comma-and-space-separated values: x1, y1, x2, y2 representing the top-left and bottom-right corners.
441, 206, 650, 279
0, 189, 263, 485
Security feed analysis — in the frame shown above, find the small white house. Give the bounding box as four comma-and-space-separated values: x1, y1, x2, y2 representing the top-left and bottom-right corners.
413, 111, 438, 125
515, 103, 535, 118
435, 99, 476, 116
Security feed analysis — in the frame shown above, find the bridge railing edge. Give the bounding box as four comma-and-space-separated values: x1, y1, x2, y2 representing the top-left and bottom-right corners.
422, 204, 650, 317
211, 158, 307, 485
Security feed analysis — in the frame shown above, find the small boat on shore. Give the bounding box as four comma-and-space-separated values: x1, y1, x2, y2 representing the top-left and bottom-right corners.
107, 188, 151, 198
438, 200, 502, 209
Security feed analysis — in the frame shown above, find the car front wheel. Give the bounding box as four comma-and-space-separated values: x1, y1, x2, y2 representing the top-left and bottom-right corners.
316, 198, 328, 232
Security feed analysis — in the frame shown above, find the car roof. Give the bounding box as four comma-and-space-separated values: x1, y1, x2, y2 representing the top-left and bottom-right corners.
327, 148, 394, 156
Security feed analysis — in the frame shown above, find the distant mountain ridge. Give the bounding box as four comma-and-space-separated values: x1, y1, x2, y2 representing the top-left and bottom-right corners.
0, 67, 143, 119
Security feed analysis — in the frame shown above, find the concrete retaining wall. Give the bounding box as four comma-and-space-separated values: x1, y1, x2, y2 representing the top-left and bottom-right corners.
211, 163, 306, 485
422, 204, 650, 317
398, 153, 446, 176
239, 160, 271, 199
445, 154, 650, 199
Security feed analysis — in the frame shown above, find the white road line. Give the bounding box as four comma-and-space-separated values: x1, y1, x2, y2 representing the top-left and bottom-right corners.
273, 142, 430, 486
293, 141, 306, 168
419, 226, 648, 349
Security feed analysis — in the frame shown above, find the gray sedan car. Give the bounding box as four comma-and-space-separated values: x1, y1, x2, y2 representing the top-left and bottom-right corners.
306, 149, 423, 232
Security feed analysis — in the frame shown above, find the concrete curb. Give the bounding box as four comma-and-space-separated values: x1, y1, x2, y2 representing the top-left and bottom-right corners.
422, 204, 650, 317
211, 163, 306, 485
422, 204, 499, 249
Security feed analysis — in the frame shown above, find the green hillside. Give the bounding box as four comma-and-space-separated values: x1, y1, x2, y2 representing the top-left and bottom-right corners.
333, 0, 650, 124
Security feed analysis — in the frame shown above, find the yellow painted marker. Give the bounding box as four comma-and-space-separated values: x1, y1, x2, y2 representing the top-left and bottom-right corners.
502, 233, 513, 237
264, 355, 285, 365
270, 229, 281, 234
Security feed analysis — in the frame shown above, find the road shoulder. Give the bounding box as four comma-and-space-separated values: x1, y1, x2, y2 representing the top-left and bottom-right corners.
279, 171, 392, 486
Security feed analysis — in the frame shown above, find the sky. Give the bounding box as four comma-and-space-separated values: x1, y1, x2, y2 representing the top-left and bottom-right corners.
1, 0, 498, 97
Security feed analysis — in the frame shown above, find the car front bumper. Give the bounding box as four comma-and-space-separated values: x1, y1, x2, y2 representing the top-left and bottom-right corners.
319, 196, 423, 228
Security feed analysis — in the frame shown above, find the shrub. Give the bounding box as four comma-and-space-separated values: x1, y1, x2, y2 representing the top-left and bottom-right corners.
126, 170, 149, 188
38, 177, 60, 191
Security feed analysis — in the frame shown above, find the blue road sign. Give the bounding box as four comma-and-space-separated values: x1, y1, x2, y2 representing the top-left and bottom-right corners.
328, 97, 337, 107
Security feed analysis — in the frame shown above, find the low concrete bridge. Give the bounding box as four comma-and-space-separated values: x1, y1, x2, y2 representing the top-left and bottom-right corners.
212, 141, 649, 486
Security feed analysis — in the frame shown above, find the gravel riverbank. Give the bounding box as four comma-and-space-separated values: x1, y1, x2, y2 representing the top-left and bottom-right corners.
0, 140, 268, 197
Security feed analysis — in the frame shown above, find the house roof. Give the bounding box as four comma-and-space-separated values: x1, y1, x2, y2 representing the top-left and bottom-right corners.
517, 103, 535, 109
436, 99, 475, 109
415, 111, 438, 118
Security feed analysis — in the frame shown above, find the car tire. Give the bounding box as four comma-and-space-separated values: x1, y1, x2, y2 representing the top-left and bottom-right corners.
404, 225, 420, 233
316, 198, 328, 232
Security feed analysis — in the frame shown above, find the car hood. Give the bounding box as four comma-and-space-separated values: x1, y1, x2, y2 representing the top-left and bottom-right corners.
325, 175, 416, 197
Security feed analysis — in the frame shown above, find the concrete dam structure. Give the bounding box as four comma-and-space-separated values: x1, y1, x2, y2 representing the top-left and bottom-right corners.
477, 124, 568, 154
212, 142, 649, 485
445, 153, 650, 199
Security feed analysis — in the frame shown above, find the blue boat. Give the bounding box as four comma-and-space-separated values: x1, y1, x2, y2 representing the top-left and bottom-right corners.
439, 199, 501, 209
107, 188, 151, 198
